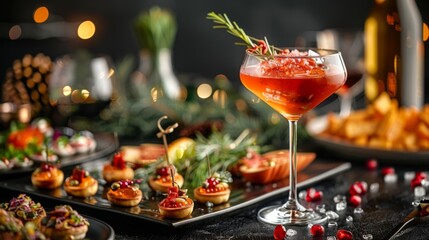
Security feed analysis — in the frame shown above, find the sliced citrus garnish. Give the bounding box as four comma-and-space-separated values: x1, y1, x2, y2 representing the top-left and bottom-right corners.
167, 137, 196, 163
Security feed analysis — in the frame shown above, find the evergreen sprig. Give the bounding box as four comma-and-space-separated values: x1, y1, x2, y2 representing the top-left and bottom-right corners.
207, 12, 281, 55
176, 129, 259, 189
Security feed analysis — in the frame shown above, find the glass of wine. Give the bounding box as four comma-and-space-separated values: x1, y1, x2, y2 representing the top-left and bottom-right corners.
316, 29, 364, 117
49, 51, 114, 126
240, 48, 347, 225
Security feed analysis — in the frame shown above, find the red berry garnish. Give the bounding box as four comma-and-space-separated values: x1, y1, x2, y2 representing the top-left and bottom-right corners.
273, 225, 286, 240
305, 188, 323, 202
119, 180, 129, 188
41, 163, 54, 171
168, 186, 179, 194
310, 224, 325, 237
156, 166, 170, 176
167, 186, 179, 198
381, 166, 395, 176
349, 195, 362, 207
249, 40, 268, 55
71, 167, 86, 183
112, 152, 126, 169
336, 229, 353, 240
349, 181, 367, 196
205, 177, 220, 188
365, 159, 378, 171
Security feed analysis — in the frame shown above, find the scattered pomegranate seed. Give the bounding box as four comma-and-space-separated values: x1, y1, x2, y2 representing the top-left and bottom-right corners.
273, 225, 286, 240
310, 224, 325, 237
349, 181, 367, 196
411, 172, 427, 188
336, 229, 353, 240
349, 195, 362, 207
381, 166, 395, 176
305, 188, 323, 202
416, 171, 427, 179
365, 159, 378, 170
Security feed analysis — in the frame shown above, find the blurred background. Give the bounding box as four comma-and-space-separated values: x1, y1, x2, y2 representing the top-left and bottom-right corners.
1, 0, 426, 85
0, 0, 428, 139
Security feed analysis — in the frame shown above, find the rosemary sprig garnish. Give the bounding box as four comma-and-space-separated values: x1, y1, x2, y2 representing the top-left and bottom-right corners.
207, 12, 281, 56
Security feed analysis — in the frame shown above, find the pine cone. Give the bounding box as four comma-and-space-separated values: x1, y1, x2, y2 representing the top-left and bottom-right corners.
2, 53, 53, 118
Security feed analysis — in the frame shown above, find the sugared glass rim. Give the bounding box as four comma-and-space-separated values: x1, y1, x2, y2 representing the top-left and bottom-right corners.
245, 47, 342, 58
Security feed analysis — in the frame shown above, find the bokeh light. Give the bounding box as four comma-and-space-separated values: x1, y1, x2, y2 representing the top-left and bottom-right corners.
270, 113, 281, 125
71, 90, 83, 103
34, 6, 49, 23
62, 86, 72, 96
235, 99, 247, 112
213, 89, 227, 108
197, 83, 213, 99
423, 22, 428, 42
9, 25, 22, 40
77, 21, 96, 40
151, 87, 160, 102
81, 89, 90, 100
214, 74, 230, 88
108, 68, 115, 78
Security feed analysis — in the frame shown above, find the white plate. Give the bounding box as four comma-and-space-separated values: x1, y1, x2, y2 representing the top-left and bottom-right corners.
306, 115, 429, 164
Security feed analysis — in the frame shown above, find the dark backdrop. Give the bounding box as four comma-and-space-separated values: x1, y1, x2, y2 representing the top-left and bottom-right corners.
0, 0, 428, 94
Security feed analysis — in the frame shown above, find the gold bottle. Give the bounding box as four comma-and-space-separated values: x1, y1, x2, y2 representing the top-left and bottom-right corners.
365, 0, 424, 108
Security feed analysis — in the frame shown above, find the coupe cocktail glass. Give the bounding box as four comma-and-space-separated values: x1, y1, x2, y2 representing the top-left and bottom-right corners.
240, 48, 347, 225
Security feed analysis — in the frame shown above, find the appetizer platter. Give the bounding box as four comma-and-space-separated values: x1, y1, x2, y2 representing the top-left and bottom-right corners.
0, 120, 119, 178
0, 157, 350, 227
1, 116, 351, 227
306, 93, 429, 163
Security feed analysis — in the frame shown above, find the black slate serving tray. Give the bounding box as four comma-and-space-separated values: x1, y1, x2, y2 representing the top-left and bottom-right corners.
0, 158, 350, 227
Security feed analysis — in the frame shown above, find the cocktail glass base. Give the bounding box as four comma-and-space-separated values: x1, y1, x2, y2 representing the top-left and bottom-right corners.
257, 205, 328, 226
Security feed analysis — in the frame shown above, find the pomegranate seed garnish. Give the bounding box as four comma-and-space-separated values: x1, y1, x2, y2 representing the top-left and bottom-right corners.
305, 188, 323, 202
112, 152, 126, 169
336, 229, 353, 240
349, 195, 362, 207
349, 181, 367, 196
41, 163, 54, 171
120, 181, 129, 188
365, 159, 378, 171
206, 177, 220, 188
71, 167, 86, 182
310, 224, 325, 237
167, 186, 180, 198
381, 167, 395, 176
157, 166, 170, 176
273, 225, 286, 240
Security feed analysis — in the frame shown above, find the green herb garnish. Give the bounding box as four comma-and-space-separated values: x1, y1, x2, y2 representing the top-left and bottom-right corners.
207, 12, 281, 56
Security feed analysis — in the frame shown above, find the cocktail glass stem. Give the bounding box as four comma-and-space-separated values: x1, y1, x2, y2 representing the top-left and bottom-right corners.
339, 93, 352, 117
257, 119, 327, 225
286, 120, 301, 209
